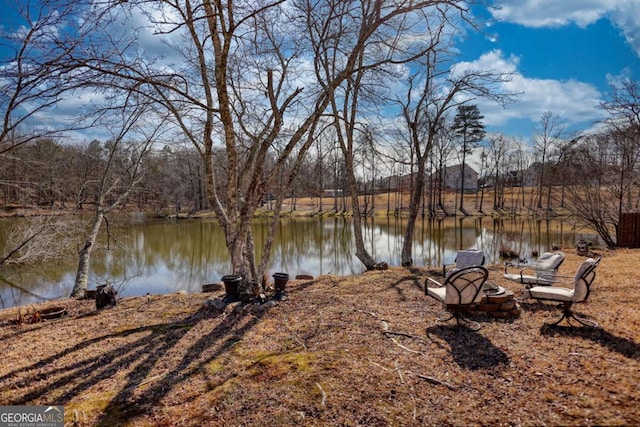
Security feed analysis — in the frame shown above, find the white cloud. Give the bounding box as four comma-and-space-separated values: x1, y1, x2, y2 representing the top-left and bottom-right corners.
492, 0, 610, 28
609, 0, 640, 56
454, 50, 605, 130
492, 0, 640, 56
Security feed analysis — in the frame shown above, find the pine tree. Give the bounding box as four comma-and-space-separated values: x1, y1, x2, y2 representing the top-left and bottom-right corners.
452, 105, 486, 214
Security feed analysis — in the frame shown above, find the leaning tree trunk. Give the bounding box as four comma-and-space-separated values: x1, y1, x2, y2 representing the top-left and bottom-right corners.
401, 168, 426, 267
351, 194, 377, 269
70, 210, 104, 298
344, 154, 376, 269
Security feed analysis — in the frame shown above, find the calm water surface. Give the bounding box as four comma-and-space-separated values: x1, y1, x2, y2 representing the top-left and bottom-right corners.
0, 215, 592, 309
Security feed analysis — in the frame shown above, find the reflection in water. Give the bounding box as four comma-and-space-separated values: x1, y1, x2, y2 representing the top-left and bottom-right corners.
0, 216, 585, 309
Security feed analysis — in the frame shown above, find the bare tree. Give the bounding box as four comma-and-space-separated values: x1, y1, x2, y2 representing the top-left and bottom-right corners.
602, 78, 640, 128
550, 135, 581, 208
563, 78, 640, 247
69, 98, 166, 298
534, 111, 565, 210
60, 0, 324, 288
306, 0, 473, 269
508, 138, 532, 213
431, 118, 456, 212
0, 216, 78, 267
601, 78, 640, 217
564, 135, 620, 248
0, 0, 92, 157
89, 0, 493, 277
485, 133, 510, 211
3, 0, 516, 283
395, 56, 512, 265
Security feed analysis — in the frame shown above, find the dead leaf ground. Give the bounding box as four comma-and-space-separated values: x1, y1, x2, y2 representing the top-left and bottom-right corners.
1, 249, 639, 426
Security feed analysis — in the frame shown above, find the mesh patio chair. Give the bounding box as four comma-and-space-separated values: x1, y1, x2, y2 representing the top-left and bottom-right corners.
524, 256, 601, 327
425, 266, 489, 331
503, 251, 565, 287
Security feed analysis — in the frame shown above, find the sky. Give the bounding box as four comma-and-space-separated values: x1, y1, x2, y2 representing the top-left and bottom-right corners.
1, 0, 639, 144
458, 0, 640, 138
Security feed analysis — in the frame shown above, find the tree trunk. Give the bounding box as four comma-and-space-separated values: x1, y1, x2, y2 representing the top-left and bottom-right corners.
70, 210, 104, 298
459, 151, 466, 212
342, 147, 376, 269
351, 195, 377, 269
401, 168, 426, 266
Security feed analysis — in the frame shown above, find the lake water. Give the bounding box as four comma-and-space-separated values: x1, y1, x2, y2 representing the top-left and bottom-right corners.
0, 215, 592, 309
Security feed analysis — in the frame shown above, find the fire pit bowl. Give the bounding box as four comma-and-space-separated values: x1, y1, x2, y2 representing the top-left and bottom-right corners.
482, 283, 506, 296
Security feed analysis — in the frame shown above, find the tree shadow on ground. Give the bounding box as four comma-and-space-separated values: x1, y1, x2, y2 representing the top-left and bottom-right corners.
1, 305, 261, 425
426, 325, 510, 370
541, 325, 640, 360
386, 274, 425, 301
94, 308, 261, 426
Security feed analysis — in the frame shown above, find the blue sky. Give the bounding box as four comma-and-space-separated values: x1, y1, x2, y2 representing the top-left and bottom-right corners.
457, 0, 640, 138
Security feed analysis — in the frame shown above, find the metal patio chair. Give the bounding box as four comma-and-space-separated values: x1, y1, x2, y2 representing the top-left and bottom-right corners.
425, 266, 489, 331
525, 256, 601, 327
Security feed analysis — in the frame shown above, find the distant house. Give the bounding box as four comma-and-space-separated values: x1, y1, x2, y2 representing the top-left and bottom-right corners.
371, 164, 479, 193
375, 175, 405, 193
522, 164, 540, 187
502, 165, 538, 188
441, 163, 478, 191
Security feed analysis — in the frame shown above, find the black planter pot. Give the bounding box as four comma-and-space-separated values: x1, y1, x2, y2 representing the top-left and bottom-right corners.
272, 272, 290, 294
221, 275, 242, 300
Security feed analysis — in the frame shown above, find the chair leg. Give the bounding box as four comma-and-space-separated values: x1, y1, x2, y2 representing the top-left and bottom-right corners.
543, 304, 569, 326
454, 313, 481, 331
567, 310, 599, 328
514, 288, 531, 303
544, 301, 599, 328
435, 309, 454, 326
435, 309, 481, 331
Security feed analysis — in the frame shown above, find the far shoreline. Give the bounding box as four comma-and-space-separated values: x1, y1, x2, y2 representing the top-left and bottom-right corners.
1, 188, 574, 221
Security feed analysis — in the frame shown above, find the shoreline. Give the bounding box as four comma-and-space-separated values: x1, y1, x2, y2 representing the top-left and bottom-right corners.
1, 187, 574, 220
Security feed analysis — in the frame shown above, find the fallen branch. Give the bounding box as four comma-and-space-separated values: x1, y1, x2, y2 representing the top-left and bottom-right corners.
407, 371, 458, 390
395, 360, 405, 384
356, 309, 381, 319
388, 336, 423, 354
359, 310, 429, 355
366, 358, 389, 371
316, 382, 327, 407
367, 359, 405, 384
382, 330, 418, 339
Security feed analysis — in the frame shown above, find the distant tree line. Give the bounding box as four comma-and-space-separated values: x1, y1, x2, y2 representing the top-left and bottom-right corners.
0, 138, 351, 214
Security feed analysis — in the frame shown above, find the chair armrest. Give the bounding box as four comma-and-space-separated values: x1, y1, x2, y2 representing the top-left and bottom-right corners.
504, 262, 526, 274
425, 277, 444, 295
426, 277, 444, 287
511, 265, 544, 281
518, 266, 538, 276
